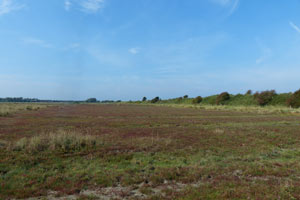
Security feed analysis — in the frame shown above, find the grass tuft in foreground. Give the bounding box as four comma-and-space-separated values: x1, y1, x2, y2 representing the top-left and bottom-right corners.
0, 103, 49, 117
8, 130, 98, 153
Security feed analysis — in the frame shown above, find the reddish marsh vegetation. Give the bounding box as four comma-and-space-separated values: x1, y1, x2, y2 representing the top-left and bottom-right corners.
1, 104, 300, 199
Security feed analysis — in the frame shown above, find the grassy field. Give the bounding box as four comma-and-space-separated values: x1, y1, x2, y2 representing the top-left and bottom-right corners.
1, 104, 300, 199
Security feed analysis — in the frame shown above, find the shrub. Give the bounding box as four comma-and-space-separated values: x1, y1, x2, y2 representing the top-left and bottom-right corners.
183, 95, 188, 99
11, 130, 98, 153
216, 92, 230, 105
192, 96, 203, 104
225, 94, 256, 106
151, 97, 160, 103
268, 93, 292, 106
287, 89, 300, 108
254, 90, 276, 106
201, 95, 218, 105
142, 97, 147, 101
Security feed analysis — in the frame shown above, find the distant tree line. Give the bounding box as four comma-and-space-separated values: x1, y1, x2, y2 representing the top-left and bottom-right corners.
0, 97, 122, 104
0, 97, 63, 103
138, 88, 300, 108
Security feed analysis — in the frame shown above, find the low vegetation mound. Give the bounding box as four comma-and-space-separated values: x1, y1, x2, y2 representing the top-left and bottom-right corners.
136, 89, 298, 108
10, 130, 98, 153
216, 92, 230, 105
287, 89, 300, 108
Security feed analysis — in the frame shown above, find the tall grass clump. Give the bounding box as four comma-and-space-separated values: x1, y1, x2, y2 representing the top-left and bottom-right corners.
0, 103, 47, 117
11, 130, 98, 153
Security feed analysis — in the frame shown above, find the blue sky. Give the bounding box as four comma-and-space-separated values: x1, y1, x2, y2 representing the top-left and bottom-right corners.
1, 0, 300, 100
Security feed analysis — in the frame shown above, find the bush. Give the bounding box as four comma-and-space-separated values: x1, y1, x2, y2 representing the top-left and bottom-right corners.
183, 95, 188, 99
254, 90, 276, 106
192, 96, 203, 104
201, 95, 217, 105
216, 92, 230, 105
287, 89, 300, 108
268, 93, 292, 106
142, 97, 147, 101
151, 97, 160, 103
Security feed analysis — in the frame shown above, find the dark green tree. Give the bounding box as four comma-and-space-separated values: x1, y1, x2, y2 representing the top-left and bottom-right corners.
192, 96, 203, 104
151, 97, 160, 103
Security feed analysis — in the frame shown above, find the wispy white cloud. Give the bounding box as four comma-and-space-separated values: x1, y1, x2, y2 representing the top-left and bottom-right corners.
289, 21, 300, 34
210, 0, 240, 16
69, 43, 80, 49
256, 47, 271, 64
129, 47, 141, 55
229, 0, 239, 16
64, 0, 72, 11
86, 46, 131, 67
80, 0, 105, 13
143, 34, 228, 76
255, 40, 272, 64
64, 0, 105, 13
0, 0, 25, 16
210, 0, 231, 6
63, 43, 80, 51
22, 38, 54, 48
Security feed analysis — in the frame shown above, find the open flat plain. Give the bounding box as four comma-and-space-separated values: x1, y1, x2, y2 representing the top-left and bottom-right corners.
1, 104, 300, 199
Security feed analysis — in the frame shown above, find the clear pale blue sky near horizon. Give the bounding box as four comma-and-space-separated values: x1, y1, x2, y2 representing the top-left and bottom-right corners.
1, 0, 300, 100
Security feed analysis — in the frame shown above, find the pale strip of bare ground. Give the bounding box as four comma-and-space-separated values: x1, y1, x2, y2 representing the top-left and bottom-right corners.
20, 180, 202, 200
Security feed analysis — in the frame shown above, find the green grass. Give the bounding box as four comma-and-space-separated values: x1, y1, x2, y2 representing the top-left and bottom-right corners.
1, 104, 300, 199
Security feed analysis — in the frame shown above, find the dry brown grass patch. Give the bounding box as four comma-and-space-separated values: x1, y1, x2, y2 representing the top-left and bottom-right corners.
9, 130, 98, 153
